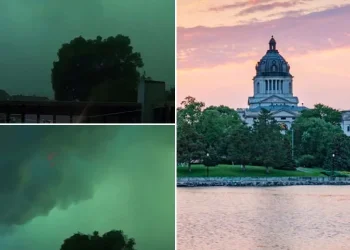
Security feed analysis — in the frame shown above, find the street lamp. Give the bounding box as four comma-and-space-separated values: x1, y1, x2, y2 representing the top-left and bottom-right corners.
206, 153, 210, 177
332, 153, 335, 177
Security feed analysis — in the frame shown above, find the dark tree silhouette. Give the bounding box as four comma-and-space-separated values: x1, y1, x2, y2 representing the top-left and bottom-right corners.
52, 35, 144, 102
60, 230, 136, 250
0, 89, 10, 101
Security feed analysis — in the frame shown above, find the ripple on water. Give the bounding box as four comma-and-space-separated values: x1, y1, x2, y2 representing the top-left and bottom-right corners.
177, 186, 350, 250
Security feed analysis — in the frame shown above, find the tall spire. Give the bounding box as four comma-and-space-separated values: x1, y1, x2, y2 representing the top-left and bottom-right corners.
269, 35, 276, 50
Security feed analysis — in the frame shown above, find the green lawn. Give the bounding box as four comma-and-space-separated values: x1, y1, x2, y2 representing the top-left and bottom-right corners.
177, 164, 327, 177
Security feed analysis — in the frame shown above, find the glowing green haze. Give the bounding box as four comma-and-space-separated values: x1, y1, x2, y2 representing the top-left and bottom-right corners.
0, 125, 175, 250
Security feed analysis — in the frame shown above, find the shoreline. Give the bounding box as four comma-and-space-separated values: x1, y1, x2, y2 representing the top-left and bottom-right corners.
177, 177, 350, 187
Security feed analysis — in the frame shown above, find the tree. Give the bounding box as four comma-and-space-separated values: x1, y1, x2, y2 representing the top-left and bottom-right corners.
324, 134, 350, 171
202, 105, 242, 159
252, 109, 285, 173
177, 96, 206, 171
177, 121, 205, 172
203, 147, 219, 167
60, 230, 136, 250
292, 117, 343, 167
177, 96, 205, 125
227, 124, 252, 171
52, 35, 143, 102
300, 103, 342, 125
0, 89, 10, 101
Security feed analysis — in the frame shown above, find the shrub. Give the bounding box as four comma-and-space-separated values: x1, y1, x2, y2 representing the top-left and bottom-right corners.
320, 171, 348, 177
297, 154, 316, 168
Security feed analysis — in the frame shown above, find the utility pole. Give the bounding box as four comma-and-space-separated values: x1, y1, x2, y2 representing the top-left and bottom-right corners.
332, 153, 335, 177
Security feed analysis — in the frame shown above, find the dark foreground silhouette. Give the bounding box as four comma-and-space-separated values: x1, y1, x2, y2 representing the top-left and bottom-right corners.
60, 230, 136, 250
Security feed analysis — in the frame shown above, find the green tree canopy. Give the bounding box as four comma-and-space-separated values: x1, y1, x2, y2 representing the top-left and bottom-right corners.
226, 124, 252, 170
52, 35, 143, 102
324, 134, 350, 171
60, 230, 136, 250
177, 96, 205, 126
252, 109, 288, 173
300, 103, 342, 125
292, 117, 343, 167
199, 105, 242, 158
177, 121, 205, 171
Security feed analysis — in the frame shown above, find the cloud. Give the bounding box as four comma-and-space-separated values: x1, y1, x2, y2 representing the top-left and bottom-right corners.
0, 126, 174, 231
177, 5, 350, 69
236, 0, 312, 16
208, 0, 275, 12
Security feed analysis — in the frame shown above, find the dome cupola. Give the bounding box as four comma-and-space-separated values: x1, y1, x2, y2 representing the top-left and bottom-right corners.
269, 36, 276, 50
255, 36, 291, 77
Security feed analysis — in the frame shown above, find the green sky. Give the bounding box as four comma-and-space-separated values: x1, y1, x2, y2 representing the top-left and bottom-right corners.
0, 125, 175, 250
0, 0, 175, 97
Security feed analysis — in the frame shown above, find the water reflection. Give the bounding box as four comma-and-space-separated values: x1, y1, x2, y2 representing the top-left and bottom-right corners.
177, 186, 350, 250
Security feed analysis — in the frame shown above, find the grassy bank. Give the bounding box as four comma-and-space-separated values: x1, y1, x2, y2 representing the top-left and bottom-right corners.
177, 164, 326, 177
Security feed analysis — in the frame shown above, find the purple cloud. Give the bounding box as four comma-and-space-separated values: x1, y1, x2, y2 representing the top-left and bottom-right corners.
236, 0, 312, 16
178, 5, 350, 69
208, 0, 275, 12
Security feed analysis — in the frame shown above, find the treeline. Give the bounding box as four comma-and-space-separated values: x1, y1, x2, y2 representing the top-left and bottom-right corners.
177, 96, 350, 174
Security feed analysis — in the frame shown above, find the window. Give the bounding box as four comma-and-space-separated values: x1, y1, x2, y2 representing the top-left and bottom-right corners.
347, 125, 350, 132
281, 117, 286, 120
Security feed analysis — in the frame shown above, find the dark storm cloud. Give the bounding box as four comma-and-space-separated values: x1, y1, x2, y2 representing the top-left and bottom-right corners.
0, 0, 174, 97
0, 126, 115, 227
0, 125, 175, 250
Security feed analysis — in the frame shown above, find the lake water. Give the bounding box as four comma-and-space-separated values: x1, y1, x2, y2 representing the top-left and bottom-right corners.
177, 186, 350, 250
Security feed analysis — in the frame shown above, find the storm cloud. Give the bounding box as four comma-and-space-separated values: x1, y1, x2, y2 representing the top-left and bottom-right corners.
0, 0, 175, 97
0, 125, 175, 250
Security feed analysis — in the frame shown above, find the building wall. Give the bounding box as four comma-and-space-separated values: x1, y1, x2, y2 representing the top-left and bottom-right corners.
254, 76, 293, 95
240, 110, 350, 136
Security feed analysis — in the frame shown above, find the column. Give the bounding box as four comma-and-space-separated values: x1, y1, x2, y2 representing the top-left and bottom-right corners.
281, 80, 284, 93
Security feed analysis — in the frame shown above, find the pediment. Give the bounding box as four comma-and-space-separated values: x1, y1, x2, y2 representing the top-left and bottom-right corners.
260, 95, 290, 103
271, 109, 297, 117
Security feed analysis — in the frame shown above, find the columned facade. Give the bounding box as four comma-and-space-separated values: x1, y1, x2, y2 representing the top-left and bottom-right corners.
237, 36, 306, 129
237, 36, 350, 136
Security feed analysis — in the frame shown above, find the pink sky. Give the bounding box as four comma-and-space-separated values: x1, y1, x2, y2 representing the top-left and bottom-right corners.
177, 0, 350, 110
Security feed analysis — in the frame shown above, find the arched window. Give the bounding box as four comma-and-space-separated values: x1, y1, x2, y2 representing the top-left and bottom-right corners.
272, 65, 277, 72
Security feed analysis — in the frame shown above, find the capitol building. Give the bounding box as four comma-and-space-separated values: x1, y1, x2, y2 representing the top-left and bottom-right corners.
237, 36, 350, 136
